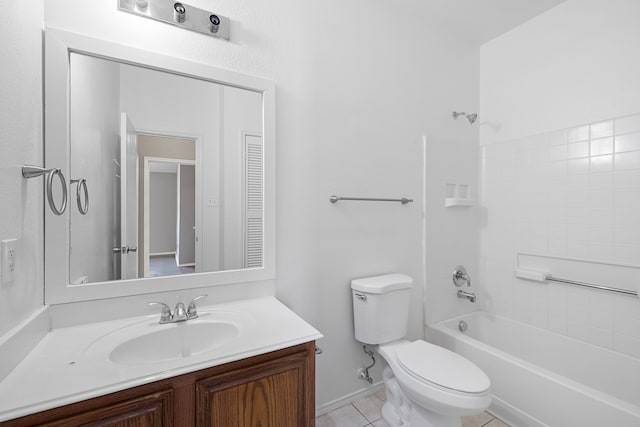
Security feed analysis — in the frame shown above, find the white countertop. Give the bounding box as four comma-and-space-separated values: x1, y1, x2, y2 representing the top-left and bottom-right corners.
0, 296, 321, 422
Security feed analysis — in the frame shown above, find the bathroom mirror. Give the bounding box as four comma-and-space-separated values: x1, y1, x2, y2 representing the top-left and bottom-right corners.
44, 29, 275, 304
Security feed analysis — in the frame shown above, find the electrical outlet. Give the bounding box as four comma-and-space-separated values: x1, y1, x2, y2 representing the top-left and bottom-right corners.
1, 239, 17, 286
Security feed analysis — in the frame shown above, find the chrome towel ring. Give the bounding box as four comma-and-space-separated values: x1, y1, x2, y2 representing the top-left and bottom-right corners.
22, 165, 68, 216
71, 178, 89, 215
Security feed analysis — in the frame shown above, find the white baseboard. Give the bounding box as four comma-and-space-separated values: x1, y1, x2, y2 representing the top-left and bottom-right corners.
177, 262, 195, 267
149, 252, 176, 257
316, 381, 384, 418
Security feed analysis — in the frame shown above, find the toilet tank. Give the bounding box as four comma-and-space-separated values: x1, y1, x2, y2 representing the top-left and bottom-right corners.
351, 274, 413, 345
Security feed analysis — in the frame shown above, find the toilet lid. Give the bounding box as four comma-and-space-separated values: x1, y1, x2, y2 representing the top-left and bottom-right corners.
396, 341, 490, 394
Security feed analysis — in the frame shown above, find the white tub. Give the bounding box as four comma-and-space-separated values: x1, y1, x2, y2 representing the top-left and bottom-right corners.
428, 312, 640, 427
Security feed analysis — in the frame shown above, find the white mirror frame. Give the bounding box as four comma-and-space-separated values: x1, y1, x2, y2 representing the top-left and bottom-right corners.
44, 28, 276, 304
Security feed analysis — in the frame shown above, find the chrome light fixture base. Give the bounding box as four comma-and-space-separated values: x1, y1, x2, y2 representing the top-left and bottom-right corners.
118, 0, 230, 41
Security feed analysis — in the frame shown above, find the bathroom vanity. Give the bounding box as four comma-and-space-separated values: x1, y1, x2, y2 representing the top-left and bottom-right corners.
0, 297, 321, 426
0, 26, 319, 426
5, 342, 315, 426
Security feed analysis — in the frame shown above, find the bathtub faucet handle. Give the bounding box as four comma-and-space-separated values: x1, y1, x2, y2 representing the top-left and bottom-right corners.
453, 265, 471, 287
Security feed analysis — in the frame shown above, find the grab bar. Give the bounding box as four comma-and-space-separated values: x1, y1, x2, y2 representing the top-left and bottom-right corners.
71, 178, 89, 215
544, 275, 638, 298
330, 195, 413, 205
22, 165, 68, 216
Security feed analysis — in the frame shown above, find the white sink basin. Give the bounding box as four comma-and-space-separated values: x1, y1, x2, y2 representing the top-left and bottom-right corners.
110, 321, 239, 365
84, 310, 248, 366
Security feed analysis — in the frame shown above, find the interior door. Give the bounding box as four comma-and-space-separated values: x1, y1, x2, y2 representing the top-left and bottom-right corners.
120, 113, 139, 279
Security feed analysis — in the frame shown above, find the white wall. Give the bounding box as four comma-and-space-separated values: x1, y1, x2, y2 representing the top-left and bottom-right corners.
39, 0, 480, 407
177, 165, 196, 266
149, 172, 178, 254
424, 137, 480, 327
136, 135, 195, 274
119, 64, 222, 272
479, 0, 640, 358
0, 0, 44, 337
69, 54, 121, 284
222, 86, 262, 270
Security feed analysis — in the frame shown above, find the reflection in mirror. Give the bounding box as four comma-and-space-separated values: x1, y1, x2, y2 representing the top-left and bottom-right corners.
68, 53, 263, 285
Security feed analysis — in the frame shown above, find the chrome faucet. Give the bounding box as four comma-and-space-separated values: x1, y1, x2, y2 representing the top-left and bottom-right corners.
453, 265, 476, 303
457, 289, 476, 303
149, 295, 207, 324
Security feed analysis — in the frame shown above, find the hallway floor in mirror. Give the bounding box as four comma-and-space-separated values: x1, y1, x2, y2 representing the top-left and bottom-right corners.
316, 389, 509, 427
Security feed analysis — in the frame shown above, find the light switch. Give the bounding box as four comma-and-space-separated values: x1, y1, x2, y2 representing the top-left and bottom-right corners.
1, 238, 17, 286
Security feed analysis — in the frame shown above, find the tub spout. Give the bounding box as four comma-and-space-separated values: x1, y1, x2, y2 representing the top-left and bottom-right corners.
457, 289, 476, 303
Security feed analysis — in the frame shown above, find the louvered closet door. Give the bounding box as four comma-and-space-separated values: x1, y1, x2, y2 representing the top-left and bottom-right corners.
244, 134, 263, 268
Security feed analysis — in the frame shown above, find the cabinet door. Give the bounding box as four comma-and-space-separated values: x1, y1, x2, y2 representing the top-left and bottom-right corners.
28, 390, 173, 427
196, 350, 313, 427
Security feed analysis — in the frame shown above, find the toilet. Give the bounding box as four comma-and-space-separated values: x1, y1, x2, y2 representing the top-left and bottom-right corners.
351, 273, 491, 427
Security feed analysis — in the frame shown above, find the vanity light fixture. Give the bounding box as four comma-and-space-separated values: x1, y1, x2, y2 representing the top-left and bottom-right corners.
173, 2, 186, 23
118, 0, 230, 40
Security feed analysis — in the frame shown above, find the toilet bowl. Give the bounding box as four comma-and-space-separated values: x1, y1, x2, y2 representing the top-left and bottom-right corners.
351, 274, 491, 427
379, 340, 490, 427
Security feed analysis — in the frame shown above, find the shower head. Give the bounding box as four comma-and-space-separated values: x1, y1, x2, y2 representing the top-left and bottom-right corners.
452, 111, 478, 125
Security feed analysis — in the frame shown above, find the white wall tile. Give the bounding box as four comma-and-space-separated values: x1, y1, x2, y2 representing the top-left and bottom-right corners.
566, 207, 589, 224
568, 125, 589, 142
568, 141, 590, 158
591, 137, 614, 156
589, 172, 613, 190
614, 314, 640, 340
614, 132, 640, 153
589, 190, 613, 209
590, 309, 614, 331
615, 115, 640, 136
567, 322, 589, 341
549, 239, 568, 256
588, 225, 613, 243
589, 208, 613, 226
567, 240, 589, 258
568, 223, 589, 240
590, 154, 613, 173
613, 244, 640, 265
568, 158, 590, 174
481, 113, 640, 354
614, 223, 640, 245
614, 334, 640, 358
589, 327, 614, 349
614, 170, 640, 189
566, 174, 589, 191
615, 151, 640, 171
591, 121, 614, 139
589, 242, 613, 260
549, 314, 568, 335
549, 145, 567, 161
614, 296, 640, 320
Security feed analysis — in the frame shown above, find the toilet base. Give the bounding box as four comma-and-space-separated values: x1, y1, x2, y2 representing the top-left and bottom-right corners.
381, 364, 464, 427
410, 405, 462, 427
381, 400, 462, 427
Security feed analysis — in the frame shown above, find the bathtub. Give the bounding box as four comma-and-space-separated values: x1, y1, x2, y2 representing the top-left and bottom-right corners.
428, 312, 640, 427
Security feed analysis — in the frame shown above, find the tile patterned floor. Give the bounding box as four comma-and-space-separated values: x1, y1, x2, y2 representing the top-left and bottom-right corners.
316, 389, 509, 427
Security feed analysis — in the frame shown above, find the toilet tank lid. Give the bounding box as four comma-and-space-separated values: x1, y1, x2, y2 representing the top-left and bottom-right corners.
351, 274, 413, 293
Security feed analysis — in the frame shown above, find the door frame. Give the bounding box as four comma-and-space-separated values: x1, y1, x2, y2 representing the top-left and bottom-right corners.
143, 155, 197, 278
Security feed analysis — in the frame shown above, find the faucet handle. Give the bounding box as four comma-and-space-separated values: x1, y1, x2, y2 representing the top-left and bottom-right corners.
187, 294, 208, 319
149, 302, 172, 323
452, 265, 471, 287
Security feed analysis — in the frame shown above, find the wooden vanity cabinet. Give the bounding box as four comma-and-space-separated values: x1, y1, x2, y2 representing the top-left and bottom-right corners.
3, 341, 315, 427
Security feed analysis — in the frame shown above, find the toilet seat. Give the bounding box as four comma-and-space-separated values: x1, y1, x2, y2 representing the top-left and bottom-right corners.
396, 340, 490, 395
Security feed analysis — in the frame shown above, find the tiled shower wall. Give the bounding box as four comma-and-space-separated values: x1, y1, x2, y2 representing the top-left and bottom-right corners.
480, 113, 640, 358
